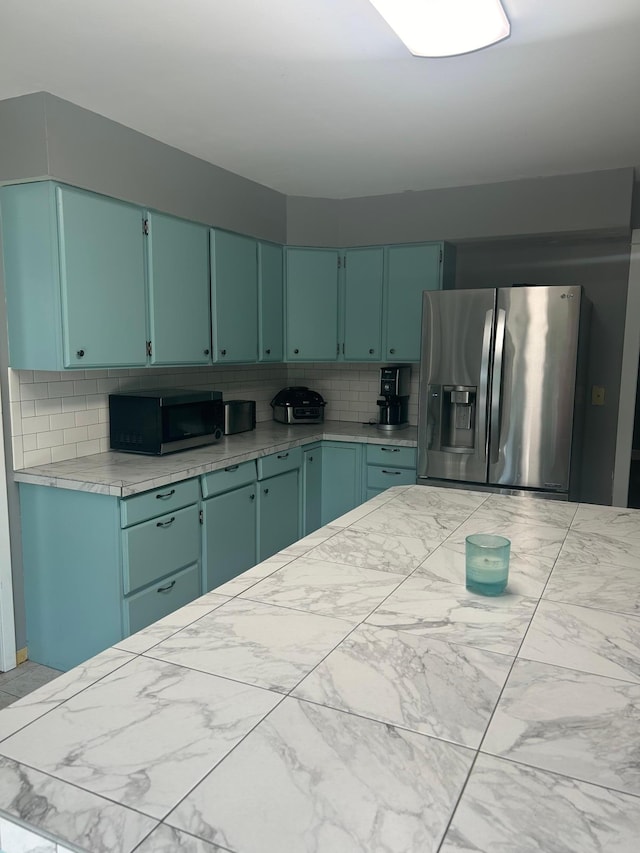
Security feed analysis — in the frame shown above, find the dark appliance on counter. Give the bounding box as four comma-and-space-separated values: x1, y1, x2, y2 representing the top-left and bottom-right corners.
377, 365, 411, 431
418, 285, 590, 499
223, 399, 256, 435
109, 388, 224, 455
271, 387, 326, 424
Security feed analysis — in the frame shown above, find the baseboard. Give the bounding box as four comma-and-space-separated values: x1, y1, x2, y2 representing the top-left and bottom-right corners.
15, 647, 28, 666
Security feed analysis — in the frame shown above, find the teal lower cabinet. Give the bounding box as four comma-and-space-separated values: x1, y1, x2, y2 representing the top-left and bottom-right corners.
19, 478, 203, 672
202, 483, 257, 591
365, 443, 417, 499
321, 442, 363, 526
256, 447, 302, 560
302, 444, 323, 535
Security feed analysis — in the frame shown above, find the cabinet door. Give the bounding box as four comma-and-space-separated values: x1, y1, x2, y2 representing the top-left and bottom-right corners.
343, 247, 384, 361
303, 445, 323, 535
258, 470, 300, 561
385, 244, 442, 362
258, 242, 284, 362
211, 229, 258, 362
56, 186, 147, 368
147, 212, 211, 365
202, 484, 257, 591
321, 442, 363, 525
285, 248, 339, 360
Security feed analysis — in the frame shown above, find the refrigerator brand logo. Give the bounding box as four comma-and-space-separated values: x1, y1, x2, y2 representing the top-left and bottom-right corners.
560, 292, 575, 299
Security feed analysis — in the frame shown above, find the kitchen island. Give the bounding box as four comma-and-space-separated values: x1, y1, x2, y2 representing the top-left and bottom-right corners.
0, 484, 639, 852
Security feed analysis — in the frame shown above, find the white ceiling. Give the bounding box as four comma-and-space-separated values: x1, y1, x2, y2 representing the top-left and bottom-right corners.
1, 0, 640, 199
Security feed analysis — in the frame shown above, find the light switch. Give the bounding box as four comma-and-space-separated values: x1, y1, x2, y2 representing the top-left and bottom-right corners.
591, 386, 605, 406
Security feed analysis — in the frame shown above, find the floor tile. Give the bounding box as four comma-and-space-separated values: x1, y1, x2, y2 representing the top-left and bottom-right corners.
0, 648, 134, 742
114, 594, 230, 655
366, 575, 537, 655
241, 556, 406, 621
167, 697, 474, 853
558, 530, 640, 570
146, 597, 353, 693
293, 623, 512, 748
571, 504, 640, 542
416, 539, 555, 599
306, 525, 437, 575
0, 656, 281, 820
482, 658, 640, 796
519, 599, 640, 683
449, 516, 567, 561
0, 665, 62, 699
134, 823, 230, 852
0, 691, 15, 711
0, 754, 158, 853
441, 753, 640, 853
544, 558, 640, 617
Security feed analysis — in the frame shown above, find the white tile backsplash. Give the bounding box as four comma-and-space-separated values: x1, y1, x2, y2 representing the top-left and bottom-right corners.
8, 362, 420, 469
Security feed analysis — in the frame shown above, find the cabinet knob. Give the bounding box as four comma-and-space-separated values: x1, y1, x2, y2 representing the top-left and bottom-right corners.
204, 348, 210, 355
294, 348, 299, 354
264, 487, 269, 494
76, 349, 85, 358
369, 348, 374, 355
249, 493, 255, 501
221, 349, 227, 356
265, 348, 271, 355
389, 348, 396, 355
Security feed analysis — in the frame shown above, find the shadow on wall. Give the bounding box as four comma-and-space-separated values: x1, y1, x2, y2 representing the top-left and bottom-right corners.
453, 234, 632, 506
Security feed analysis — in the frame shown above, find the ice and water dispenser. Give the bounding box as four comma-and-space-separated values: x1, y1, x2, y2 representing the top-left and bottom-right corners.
438, 385, 477, 451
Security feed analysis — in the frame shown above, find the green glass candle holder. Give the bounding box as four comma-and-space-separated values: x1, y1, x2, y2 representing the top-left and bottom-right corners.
465, 533, 511, 596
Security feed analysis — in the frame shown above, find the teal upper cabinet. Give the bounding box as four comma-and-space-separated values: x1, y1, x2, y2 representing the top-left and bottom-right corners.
258, 241, 284, 362
342, 247, 384, 361
384, 243, 443, 362
1, 181, 147, 370
285, 248, 339, 360
211, 229, 258, 363
146, 212, 211, 365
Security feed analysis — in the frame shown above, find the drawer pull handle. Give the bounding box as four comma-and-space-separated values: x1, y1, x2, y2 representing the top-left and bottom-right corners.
157, 580, 176, 593
277, 453, 289, 459
156, 489, 176, 499
380, 447, 400, 453
382, 470, 402, 475
156, 516, 176, 528
225, 464, 239, 471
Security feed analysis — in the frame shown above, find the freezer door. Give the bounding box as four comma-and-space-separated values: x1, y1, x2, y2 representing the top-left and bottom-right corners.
489, 285, 581, 491
418, 289, 496, 484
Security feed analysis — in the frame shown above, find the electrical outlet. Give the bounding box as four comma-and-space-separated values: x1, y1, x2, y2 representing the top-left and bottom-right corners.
591, 386, 605, 406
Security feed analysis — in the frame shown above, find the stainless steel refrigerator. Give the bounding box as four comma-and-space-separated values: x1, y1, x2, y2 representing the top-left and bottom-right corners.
417, 285, 589, 499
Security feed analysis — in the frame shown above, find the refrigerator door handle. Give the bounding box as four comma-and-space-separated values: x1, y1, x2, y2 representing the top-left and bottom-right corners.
478, 309, 494, 462
490, 308, 506, 464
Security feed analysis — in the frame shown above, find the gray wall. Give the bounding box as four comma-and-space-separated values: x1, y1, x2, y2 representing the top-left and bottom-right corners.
0, 93, 287, 242
287, 168, 634, 246
454, 237, 631, 505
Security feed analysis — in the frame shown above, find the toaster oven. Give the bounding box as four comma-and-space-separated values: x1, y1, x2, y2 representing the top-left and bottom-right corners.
271, 387, 326, 424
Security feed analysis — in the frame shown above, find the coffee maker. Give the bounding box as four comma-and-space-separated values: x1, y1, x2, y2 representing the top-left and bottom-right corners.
377, 365, 411, 430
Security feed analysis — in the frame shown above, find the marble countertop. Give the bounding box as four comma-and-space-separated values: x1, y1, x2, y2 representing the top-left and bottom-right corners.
13, 420, 418, 496
1, 484, 640, 852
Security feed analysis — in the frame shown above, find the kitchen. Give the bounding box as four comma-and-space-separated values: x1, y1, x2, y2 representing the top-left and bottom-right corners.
0, 1, 640, 850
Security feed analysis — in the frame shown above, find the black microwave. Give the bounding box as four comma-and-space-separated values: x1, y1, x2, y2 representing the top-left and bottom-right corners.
109, 389, 224, 455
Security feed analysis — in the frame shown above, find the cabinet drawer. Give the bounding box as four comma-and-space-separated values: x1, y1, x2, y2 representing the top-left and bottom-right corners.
366, 444, 416, 469
257, 446, 302, 480
367, 465, 416, 491
201, 460, 256, 498
122, 503, 200, 594
125, 562, 201, 635
120, 478, 200, 527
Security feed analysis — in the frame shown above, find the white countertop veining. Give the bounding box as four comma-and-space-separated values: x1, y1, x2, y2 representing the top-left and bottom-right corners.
13, 421, 418, 496
1, 484, 639, 852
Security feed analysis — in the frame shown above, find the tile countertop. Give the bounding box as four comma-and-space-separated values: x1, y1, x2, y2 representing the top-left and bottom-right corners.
12, 420, 418, 496
1, 486, 640, 852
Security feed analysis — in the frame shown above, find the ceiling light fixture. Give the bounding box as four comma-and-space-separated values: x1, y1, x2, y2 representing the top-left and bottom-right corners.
368, 0, 511, 57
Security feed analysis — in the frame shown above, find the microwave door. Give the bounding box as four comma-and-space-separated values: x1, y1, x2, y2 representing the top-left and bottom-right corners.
418, 288, 496, 485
